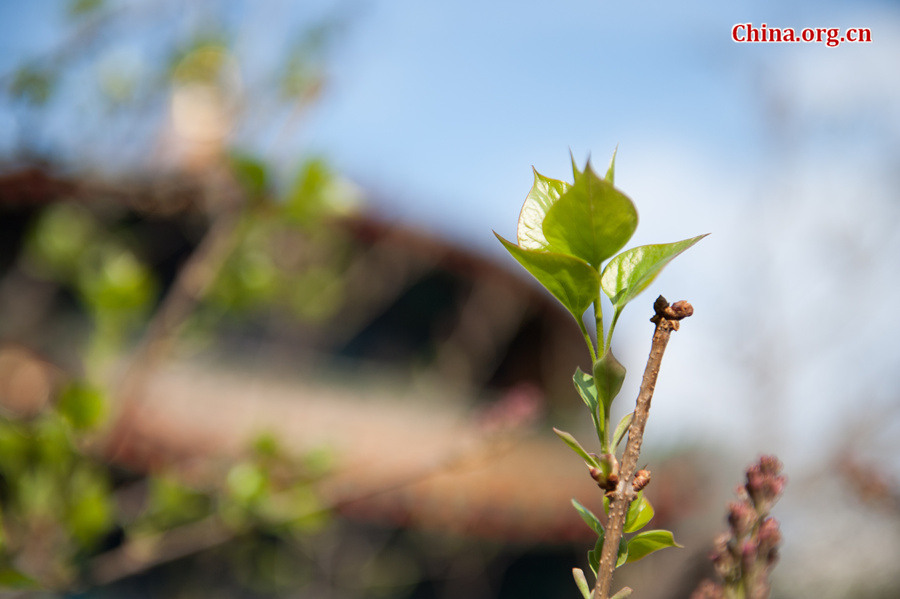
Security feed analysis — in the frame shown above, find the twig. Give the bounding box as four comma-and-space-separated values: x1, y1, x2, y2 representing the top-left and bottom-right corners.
102, 169, 244, 461
593, 296, 693, 599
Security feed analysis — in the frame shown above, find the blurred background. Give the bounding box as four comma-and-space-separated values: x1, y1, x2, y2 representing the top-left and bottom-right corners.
1, 0, 899, 597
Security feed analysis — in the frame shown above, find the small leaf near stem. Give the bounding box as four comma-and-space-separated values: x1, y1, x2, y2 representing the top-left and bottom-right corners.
612, 412, 633, 451
572, 568, 593, 599
624, 530, 681, 563
593, 351, 626, 422
554, 428, 601, 469
573, 368, 604, 445
571, 498, 605, 537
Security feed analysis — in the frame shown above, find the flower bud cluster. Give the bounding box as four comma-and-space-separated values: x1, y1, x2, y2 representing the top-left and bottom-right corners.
588, 453, 620, 494
692, 456, 785, 599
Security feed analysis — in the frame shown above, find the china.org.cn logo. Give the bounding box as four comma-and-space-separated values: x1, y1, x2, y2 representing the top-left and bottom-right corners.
732, 23, 872, 48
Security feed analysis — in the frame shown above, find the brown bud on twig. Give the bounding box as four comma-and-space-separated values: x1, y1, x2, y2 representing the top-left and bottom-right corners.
650, 296, 694, 329
633, 469, 651, 492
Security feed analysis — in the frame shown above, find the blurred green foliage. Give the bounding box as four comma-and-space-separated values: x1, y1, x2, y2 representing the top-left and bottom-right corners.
2, 148, 355, 592
0, 2, 364, 592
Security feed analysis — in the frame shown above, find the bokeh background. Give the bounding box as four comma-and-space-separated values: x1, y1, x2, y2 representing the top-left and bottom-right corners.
1, 0, 899, 598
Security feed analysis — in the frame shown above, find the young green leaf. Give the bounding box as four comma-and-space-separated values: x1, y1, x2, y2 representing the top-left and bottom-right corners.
542, 161, 638, 269
495, 234, 599, 322
588, 536, 604, 577
610, 587, 634, 599
601, 234, 708, 310
571, 498, 605, 537
573, 368, 604, 443
593, 351, 626, 416
624, 492, 655, 533
554, 429, 600, 468
572, 568, 593, 599
616, 536, 629, 567
605, 147, 617, 184
624, 530, 682, 563
517, 169, 569, 251
612, 412, 633, 451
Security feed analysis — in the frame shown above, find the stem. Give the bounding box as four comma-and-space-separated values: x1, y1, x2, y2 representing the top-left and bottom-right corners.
592, 296, 693, 599
594, 298, 605, 357
579, 318, 598, 364
604, 307, 622, 353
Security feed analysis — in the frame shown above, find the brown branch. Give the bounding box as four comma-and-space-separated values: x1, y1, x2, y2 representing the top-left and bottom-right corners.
593, 296, 693, 599
102, 170, 244, 462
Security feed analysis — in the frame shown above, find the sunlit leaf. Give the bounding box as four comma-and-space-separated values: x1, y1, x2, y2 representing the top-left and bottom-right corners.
624, 492, 655, 533
554, 428, 599, 468
542, 161, 638, 269
495, 234, 599, 322
624, 530, 682, 563
516, 169, 569, 250
601, 235, 707, 310
605, 147, 617, 184
610, 587, 633, 599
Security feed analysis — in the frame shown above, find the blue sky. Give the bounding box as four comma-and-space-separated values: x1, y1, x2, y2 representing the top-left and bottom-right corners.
3, 0, 898, 459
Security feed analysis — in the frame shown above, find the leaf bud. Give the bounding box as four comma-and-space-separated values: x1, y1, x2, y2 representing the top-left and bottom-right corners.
633, 469, 651, 492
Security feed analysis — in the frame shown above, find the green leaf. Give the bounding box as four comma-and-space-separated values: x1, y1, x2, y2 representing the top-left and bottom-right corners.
601, 235, 708, 310
571, 499, 604, 537
593, 351, 626, 416
605, 147, 617, 184
616, 536, 629, 567
229, 152, 270, 203
542, 161, 638, 269
587, 536, 604, 577
0, 567, 39, 589
610, 587, 634, 599
554, 429, 599, 468
612, 412, 633, 451
573, 368, 604, 444
572, 568, 592, 599
624, 492, 655, 533
57, 381, 107, 430
495, 233, 599, 321
625, 530, 682, 563
517, 169, 570, 251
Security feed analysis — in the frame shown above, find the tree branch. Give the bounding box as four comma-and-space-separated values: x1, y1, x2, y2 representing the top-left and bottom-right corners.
593, 296, 693, 599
